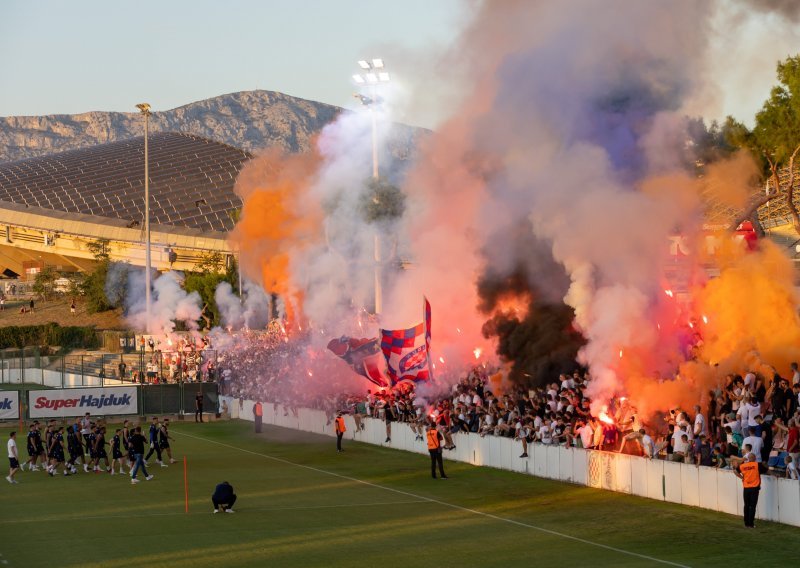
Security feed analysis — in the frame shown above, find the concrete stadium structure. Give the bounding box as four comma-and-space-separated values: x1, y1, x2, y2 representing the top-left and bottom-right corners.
0, 133, 251, 278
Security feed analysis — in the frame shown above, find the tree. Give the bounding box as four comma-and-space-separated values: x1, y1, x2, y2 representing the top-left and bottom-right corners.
32, 266, 57, 301
359, 177, 406, 223
80, 239, 114, 313
752, 55, 800, 167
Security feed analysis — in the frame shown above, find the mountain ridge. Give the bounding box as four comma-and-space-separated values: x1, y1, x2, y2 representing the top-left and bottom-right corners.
0, 90, 421, 163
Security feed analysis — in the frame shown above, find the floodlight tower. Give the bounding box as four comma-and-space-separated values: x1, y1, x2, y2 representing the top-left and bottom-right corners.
353, 59, 390, 316
136, 103, 153, 333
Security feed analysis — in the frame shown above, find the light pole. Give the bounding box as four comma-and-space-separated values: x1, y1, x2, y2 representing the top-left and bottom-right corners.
353, 59, 390, 315
136, 103, 153, 333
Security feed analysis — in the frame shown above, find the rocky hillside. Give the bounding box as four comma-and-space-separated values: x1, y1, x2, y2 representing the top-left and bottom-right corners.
0, 90, 421, 163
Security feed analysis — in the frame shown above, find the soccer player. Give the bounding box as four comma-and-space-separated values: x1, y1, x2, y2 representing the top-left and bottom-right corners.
80, 413, 92, 455
129, 426, 154, 484
122, 420, 134, 474
110, 429, 126, 475
43, 421, 55, 469
48, 426, 67, 476
66, 425, 82, 474
93, 426, 111, 473
159, 418, 176, 464
144, 417, 166, 467
212, 481, 236, 513
7, 431, 19, 484
86, 424, 98, 471
23, 424, 40, 471
34, 422, 46, 469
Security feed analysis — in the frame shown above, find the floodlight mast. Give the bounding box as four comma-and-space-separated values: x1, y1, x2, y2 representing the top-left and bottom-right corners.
352, 60, 390, 315
136, 103, 152, 334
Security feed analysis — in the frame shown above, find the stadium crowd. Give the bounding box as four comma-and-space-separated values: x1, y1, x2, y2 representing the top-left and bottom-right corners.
216, 333, 800, 480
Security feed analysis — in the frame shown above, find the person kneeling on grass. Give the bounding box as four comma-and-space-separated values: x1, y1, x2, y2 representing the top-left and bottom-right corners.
212, 481, 236, 513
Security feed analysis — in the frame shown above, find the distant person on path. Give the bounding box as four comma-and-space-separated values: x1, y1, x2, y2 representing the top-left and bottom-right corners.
335, 411, 346, 453
254, 401, 263, 433
195, 391, 204, 423
734, 453, 763, 528
0, 296, 5, 311
70, 299, 76, 315
129, 426, 153, 484
212, 481, 236, 513
426, 422, 447, 479
7, 431, 19, 484
29, 298, 34, 313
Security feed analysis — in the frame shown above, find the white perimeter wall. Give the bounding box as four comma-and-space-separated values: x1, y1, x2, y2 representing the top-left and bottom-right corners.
220, 396, 800, 527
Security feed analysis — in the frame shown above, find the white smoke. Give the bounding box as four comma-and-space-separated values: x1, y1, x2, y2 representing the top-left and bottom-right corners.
214, 280, 271, 330
124, 270, 202, 335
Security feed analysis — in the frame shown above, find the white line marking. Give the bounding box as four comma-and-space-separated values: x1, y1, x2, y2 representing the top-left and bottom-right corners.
0, 500, 429, 525
175, 430, 690, 568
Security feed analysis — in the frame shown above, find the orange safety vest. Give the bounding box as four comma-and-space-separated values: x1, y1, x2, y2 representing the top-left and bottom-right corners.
427, 429, 440, 450
335, 416, 346, 433
740, 461, 761, 488
254, 402, 263, 417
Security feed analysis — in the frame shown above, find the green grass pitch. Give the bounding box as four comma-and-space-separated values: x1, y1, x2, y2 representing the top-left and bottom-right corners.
2, 420, 798, 567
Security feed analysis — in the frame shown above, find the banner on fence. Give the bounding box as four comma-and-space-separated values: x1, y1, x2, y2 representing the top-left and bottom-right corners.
29, 387, 137, 418
0, 390, 20, 420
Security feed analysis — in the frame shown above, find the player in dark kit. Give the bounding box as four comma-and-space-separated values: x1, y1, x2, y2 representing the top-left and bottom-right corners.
66, 426, 82, 474
122, 420, 134, 474
144, 417, 166, 467
86, 425, 98, 472
93, 426, 110, 474
23, 424, 40, 472
159, 418, 176, 464
110, 429, 126, 475
48, 426, 67, 476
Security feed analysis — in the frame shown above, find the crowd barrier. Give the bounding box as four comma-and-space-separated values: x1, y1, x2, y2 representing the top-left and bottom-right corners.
220, 395, 800, 528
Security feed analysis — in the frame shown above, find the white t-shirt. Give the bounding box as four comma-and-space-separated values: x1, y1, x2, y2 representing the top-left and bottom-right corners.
672, 430, 690, 453
788, 461, 798, 480
641, 434, 655, 458
693, 413, 706, 437
539, 424, 552, 444
744, 373, 755, 388
7, 438, 17, 458
579, 424, 594, 448
743, 403, 761, 428
742, 436, 764, 462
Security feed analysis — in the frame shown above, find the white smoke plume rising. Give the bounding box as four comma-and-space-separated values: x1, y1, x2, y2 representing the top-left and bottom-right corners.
124, 270, 202, 335
214, 280, 271, 330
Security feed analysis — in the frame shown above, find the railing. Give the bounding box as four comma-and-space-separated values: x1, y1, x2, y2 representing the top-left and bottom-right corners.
0, 349, 219, 388
220, 396, 800, 528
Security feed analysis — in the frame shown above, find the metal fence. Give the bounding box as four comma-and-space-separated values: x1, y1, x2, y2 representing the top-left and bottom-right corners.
10, 382, 218, 420
0, 349, 220, 388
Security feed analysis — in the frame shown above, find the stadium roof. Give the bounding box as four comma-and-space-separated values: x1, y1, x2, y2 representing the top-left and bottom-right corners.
0, 132, 252, 233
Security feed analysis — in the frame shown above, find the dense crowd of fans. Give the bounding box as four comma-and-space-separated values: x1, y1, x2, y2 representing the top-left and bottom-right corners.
215, 333, 800, 480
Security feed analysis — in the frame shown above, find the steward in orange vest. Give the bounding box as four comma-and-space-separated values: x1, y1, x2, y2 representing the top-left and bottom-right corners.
254, 402, 263, 433
427, 423, 447, 479
335, 412, 346, 453
735, 453, 764, 528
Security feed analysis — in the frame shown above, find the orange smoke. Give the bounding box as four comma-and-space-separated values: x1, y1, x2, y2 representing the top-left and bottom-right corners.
230, 147, 323, 327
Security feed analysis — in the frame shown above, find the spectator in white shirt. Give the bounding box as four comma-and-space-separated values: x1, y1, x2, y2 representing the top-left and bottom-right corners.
786, 455, 798, 480
791, 362, 800, 387
693, 405, 707, 438
742, 428, 764, 462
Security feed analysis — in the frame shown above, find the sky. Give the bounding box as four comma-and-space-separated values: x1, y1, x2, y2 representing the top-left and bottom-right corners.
0, 0, 466, 126
0, 0, 798, 129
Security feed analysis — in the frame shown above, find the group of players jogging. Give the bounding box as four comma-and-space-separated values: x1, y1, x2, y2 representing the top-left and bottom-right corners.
20, 413, 176, 479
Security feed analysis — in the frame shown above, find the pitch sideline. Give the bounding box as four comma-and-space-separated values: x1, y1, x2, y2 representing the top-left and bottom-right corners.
175, 428, 690, 568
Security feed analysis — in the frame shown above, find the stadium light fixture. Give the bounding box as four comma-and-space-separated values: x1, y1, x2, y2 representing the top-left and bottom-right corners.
137, 102, 153, 333
352, 58, 390, 316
